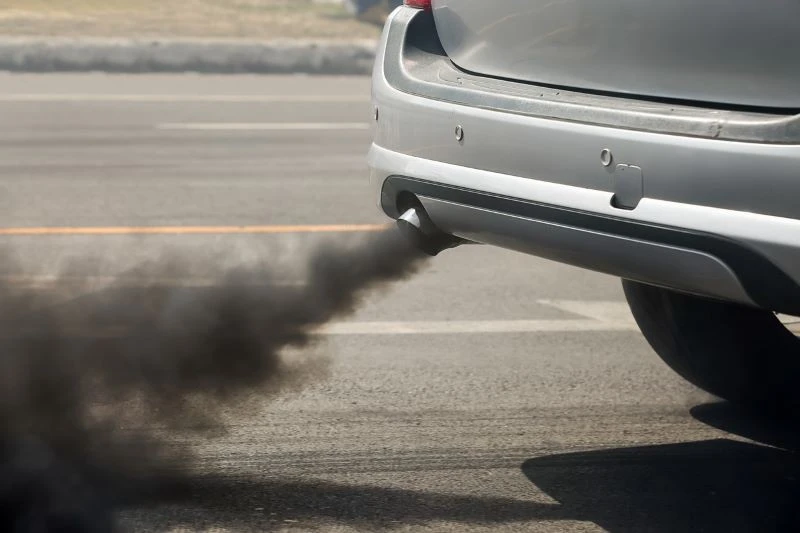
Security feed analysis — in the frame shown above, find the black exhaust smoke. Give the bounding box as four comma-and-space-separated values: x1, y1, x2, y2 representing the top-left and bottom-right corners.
0, 228, 428, 532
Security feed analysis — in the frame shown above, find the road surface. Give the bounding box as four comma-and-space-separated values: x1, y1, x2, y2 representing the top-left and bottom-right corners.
0, 73, 797, 533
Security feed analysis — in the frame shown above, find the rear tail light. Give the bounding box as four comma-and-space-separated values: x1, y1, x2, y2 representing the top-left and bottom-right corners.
404, 0, 432, 10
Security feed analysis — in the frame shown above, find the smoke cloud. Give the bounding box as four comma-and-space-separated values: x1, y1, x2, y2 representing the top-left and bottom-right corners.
0, 229, 427, 532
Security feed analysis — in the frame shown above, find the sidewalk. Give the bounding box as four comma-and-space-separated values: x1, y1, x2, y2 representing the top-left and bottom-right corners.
0, 37, 378, 75
0, 0, 383, 74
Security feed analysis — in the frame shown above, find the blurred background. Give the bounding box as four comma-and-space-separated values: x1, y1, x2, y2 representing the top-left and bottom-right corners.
0, 0, 401, 39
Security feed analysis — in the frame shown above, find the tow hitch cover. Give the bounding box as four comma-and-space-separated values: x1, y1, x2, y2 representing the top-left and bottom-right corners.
612, 164, 643, 210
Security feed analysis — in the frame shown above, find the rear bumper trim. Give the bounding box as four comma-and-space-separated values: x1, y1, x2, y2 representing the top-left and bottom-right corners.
382, 176, 800, 314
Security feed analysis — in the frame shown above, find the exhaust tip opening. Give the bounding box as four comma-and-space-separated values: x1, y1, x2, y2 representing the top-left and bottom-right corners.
395, 199, 463, 256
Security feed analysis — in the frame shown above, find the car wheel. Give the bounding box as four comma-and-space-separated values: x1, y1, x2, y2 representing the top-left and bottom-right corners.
622, 279, 800, 416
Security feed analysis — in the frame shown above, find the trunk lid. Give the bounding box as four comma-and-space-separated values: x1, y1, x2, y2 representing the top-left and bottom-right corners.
431, 0, 800, 109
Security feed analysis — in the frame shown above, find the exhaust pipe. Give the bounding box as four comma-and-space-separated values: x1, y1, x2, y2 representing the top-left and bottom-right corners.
396, 206, 463, 256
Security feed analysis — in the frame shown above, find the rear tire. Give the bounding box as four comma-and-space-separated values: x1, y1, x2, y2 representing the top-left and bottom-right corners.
622, 279, 800, 416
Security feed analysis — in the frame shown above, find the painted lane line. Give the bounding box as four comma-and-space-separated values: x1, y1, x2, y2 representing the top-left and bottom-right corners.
0, 275, 305, 289
538, 299, 637, 326
1, 319, 639, 339
157, 122, 371, 131
0, 224, 387, 236
0, 94, 369, 103
318, 319, 639, 335
541, 300, 800, 334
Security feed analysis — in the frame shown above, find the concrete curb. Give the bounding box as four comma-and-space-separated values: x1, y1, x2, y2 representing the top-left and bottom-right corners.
0, 38, 378, 75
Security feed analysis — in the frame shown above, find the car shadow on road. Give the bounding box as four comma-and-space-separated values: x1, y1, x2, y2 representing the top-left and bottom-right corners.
521, 401, 800, 533
126, 401, 800, 532
690, 400, 800, 452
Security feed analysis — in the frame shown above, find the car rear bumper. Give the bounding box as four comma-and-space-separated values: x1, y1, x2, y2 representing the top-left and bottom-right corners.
368, 7, 800, 313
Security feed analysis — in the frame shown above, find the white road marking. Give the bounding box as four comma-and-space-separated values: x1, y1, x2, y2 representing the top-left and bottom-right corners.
0, 286, 641, 335
319, 301, 639, 335
318, 318, 638, 335
0, 94, 369, 103
6, 319, 638, 339
538, 299, 637, 325
777, 313, 800, 324
0, 274, 304, 289
542, 300, 800, 335
5, 290, 793, 335
777, 314, 800, 334
157, 122, 370, 131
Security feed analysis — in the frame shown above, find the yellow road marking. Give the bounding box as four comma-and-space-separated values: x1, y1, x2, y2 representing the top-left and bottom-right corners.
0, 94, 370, 103
0, 224, 388, 236
157, 122, 371, 131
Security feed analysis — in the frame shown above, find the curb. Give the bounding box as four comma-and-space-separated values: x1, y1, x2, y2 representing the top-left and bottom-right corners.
0, 38, 378, 75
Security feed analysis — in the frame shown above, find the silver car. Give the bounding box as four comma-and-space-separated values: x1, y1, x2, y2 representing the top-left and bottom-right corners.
368, 1, 800, 414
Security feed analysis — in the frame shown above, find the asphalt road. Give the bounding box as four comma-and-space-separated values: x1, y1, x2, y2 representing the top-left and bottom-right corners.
0, 73, 797, 533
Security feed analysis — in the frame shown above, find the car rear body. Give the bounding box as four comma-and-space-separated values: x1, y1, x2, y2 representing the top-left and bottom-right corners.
368, 3, 800, 314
